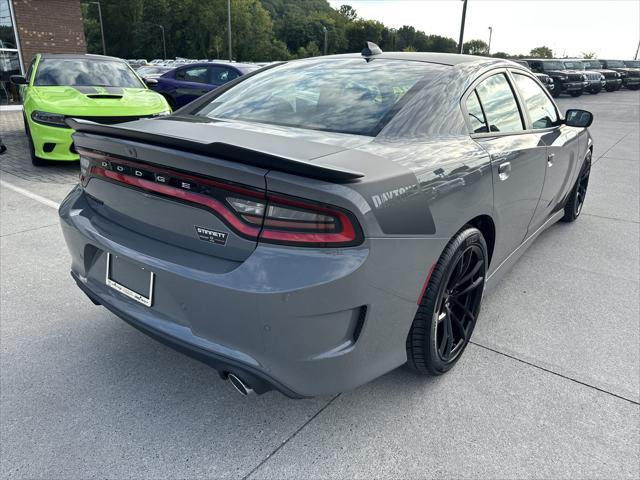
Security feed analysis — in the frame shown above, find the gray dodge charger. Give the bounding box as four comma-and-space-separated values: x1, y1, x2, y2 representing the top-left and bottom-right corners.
60, 46, 593, 397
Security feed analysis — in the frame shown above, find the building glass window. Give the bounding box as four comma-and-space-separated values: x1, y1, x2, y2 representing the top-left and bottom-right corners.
1, 0, 22, 104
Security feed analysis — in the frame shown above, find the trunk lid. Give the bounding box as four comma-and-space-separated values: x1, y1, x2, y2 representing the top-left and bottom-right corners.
72, 118, 371, 262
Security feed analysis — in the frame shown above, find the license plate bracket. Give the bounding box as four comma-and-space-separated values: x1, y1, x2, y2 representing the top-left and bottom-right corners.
105, 252, 155, 307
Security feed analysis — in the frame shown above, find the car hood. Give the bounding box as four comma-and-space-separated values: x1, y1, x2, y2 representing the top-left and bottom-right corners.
31, 86, 169, 115
545, 69, 584, 76
611, 67, 640, 76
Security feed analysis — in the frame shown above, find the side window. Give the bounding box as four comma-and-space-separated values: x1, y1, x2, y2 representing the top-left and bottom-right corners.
475, 73, 524, 133
208, 66, 239, 84
176, 67, 208, 83
512, 73, 558, 129
465, 91, 488, 133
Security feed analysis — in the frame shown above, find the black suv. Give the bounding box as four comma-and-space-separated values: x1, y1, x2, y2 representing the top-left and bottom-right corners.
600, 60, 640, 90
563, 60, 605, 94
514, 60, 554, 94
524, 59, 588, 97
581, 59, 623, 92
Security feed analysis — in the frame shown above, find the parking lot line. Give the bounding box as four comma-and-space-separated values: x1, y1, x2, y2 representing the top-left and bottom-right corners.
0, 179, 60, 210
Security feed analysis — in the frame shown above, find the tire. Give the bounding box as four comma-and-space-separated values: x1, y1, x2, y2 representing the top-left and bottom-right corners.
570, 91, 582, 97
406, 226, 487, 375
562, 150, 591, 223
627, 85, 640, 91
24, 116, 48, 166
552, 88, 561, 98
605, 86, 616, 92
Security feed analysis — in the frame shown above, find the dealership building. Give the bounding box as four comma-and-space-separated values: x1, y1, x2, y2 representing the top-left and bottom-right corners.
1, 0, 86, 104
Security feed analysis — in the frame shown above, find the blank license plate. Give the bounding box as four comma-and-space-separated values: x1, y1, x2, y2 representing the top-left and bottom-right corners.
105, 252, 155, 307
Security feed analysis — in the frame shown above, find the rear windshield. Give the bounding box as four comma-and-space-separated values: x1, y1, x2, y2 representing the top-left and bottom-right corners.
34, 58, 144, 88
195, 58, 435, 136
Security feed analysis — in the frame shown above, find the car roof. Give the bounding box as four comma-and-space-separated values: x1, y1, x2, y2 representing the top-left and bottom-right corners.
39, 53, 125, 62
321, 51, 499, 66
171, 61, 255, 69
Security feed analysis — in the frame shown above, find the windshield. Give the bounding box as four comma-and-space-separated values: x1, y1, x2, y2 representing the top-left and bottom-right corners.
136, 66, 168, 76
540, 61, 567, 71
583, 60, 602, 69
605, 60, 625, 68
34, 58, 144, 87
624, 60, 640, 68
563, 61, 583, 70
195, 58, 437, 136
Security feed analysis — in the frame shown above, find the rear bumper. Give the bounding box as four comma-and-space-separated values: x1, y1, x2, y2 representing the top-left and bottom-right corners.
71, 271, 305, 397
59, 186, 443, 397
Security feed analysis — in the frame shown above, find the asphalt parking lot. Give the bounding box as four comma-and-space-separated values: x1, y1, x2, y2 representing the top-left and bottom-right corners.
1, 90, 639, 479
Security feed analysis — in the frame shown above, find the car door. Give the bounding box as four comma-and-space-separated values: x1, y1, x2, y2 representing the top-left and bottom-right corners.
463, 71, 547, 268
511, 71, 580, 234
172, 66, 211, 107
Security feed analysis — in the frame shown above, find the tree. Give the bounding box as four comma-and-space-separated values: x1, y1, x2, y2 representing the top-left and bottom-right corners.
463, 39, 489, 55
581, 51, 596, 59
425, 35, 457, 53
529, 46, 553, 58
491, 51, 510, 59
345, 18, 386, 52
338, 5, 357, 21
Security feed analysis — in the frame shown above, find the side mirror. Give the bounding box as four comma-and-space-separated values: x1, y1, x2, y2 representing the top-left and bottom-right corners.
144, 77, 158, 87
565, 109, 593, 128
10, 75, 27, 85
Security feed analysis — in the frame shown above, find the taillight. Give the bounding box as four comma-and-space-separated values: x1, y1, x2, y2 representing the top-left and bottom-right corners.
79, 148, 363, 247
227, 195, 361, 247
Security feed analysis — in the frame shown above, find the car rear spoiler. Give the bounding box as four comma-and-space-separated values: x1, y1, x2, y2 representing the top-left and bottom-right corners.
66, 118, 364, 183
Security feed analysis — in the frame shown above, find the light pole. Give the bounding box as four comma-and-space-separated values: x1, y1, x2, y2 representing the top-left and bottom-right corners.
458, 0, 468, 54
227, 0, 232, 61
635, 39, 640, 60
487, 26, 492, 55
85, 1, 106, 55
153, 24, 167, 60
323, 26, 328, 55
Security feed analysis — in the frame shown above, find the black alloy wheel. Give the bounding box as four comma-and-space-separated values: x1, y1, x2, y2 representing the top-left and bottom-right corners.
562, 151, 591, 222
434, 244, 485, 363
406, 227, 487, 375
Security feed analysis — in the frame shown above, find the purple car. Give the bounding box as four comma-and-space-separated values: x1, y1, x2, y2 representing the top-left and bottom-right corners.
150, 62, 259, 110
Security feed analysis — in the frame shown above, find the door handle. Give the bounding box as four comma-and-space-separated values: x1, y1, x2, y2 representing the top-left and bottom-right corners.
547, 153, 555, 167
498, 162, 511, 181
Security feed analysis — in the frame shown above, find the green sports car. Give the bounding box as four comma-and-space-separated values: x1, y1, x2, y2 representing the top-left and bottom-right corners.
12, 53, 171, 165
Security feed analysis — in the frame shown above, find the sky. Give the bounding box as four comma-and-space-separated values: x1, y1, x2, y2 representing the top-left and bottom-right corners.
328, 0, 640, 58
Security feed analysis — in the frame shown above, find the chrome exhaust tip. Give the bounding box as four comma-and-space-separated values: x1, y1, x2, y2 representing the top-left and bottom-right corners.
227, 372, 254, 396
